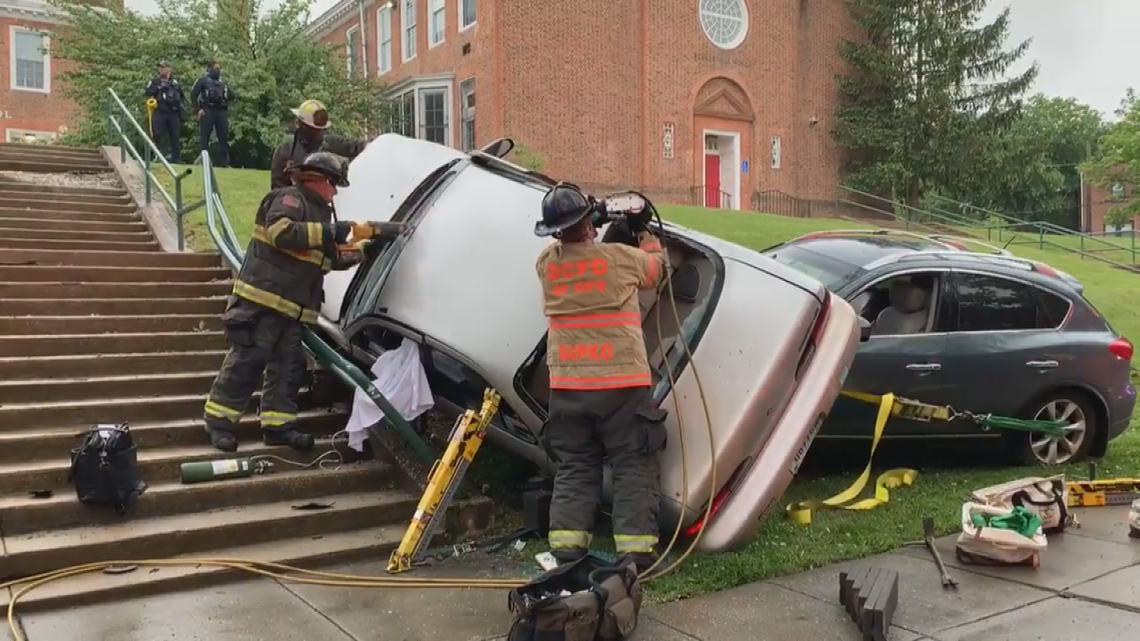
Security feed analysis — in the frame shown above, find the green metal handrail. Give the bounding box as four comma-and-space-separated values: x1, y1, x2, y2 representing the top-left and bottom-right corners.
105, 88, 196, 250
198, 151, 436, 463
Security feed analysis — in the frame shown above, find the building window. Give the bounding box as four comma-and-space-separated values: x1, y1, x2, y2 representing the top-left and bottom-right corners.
402, 0, 417, 61
6, 129, 56, 144
390, 83, 451, 146
10, 28, 50, 93
393, 91, 417, 137
699, 0, 749, 50
459, 0, 475, 31
459, 78, 475, 151
420, 87, 447, 144
1111, 182, 1126, 201
345, 26, 360, 75
377, 7, 392, 74
429, 0, 445, 47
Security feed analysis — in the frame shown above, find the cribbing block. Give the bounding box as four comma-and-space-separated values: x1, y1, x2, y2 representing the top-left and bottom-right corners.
838, 564, 899, 641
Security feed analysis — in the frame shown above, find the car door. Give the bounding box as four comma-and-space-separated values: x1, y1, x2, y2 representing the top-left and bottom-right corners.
939, 270, 1065, 422
822, 269, 955, 438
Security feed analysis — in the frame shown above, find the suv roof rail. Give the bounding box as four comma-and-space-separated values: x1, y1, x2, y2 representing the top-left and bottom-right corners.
789, 228, 939, 243
895, 250, 1038, 271
924, 234, 1011, 255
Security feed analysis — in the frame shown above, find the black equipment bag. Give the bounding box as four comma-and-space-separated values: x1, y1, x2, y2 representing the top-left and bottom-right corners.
68, 423, 147, 515
507, 554, 643, 641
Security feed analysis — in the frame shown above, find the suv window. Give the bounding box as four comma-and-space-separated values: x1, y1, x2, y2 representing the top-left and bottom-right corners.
954, 273, 1066, 332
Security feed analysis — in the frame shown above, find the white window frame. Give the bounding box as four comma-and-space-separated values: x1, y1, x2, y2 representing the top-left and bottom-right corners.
459, 77, 475, 152
376, 6, 393, 75
5, 128, 56, 143
402, 0, 417, 62
389, 78, 453, 147
428, 0, 445, 47
9, 26, 50, 94
345, 25, 360, 76
458, 0, 475, 31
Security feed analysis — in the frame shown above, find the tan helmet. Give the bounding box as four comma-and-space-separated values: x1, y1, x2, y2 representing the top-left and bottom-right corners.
291, 99, 330, 129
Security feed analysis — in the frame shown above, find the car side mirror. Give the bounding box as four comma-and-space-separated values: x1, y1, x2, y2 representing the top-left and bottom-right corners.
858, 317, 872, 342
479, 138, 515, 158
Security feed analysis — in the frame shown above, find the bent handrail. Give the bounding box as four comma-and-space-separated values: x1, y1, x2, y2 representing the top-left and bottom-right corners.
198, 151, 436, 463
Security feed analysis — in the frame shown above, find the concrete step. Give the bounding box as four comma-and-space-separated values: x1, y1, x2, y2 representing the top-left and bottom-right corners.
0, 350, 226, 380
0, 248, 222, 268
0, 489, 418, 579
0, 158, 110, 174
0, 196, 133, 214
0, 393, 224, 431
0, 265, 229, 283
0, 281, 230, 299
0, 226, 153, 243
0, 460, 390, 535
0, 371, 218, 404
0, 297, 226, 316
0, 330, 226, 357
0, 411, 346, 467
0, 148, 108, 163
0, 179, 127, 198
0, 189, 131, 206
0, 314, 223, 335
0, 207, 141, 223
0, 237, 160, 252
0, 523, 409, 613
0, 141, 105, 158
0, 216, 149, 233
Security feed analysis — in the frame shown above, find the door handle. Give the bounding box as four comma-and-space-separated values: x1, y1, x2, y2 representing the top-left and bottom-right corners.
906, 363, 941, 372
1026, 360, 1059, 369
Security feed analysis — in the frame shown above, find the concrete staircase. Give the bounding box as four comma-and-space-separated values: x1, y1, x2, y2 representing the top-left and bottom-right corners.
0, 143, 482, 611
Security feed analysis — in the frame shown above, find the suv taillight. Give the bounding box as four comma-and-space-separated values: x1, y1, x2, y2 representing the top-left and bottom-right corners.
1109, 337, 1133, 362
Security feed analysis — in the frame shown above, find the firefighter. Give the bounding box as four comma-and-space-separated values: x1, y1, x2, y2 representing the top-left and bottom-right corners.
533, 183, 670, 572
202, 151, 405, 452
270, 99, 368, 190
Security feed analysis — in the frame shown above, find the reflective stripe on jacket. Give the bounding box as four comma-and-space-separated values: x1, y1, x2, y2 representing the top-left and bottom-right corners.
536, 233, 668, 391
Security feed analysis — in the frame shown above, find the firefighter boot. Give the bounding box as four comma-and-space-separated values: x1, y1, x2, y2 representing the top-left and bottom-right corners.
205, 423, 238, 453
626, 551, 658, 575
263, 429, 315, 451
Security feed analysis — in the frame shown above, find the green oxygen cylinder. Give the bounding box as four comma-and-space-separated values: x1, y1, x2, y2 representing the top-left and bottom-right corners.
180, 458, 254, 484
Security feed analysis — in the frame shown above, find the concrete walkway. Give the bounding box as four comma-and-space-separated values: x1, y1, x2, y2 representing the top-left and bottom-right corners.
12, 507, 1140, 640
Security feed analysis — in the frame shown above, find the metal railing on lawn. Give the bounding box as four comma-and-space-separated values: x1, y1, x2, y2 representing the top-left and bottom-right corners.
690, 184, 733, 209
105, 87, 198, 250
752, 189, 813, 218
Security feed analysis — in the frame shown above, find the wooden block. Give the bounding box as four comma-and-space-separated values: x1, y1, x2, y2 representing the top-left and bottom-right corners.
837, 564, 899, 641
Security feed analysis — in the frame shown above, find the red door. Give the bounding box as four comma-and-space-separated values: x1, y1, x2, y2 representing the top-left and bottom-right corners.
704, 154, 721, 208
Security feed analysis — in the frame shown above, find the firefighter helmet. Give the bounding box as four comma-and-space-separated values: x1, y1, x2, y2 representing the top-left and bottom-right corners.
289, 151, 350, 187
535, 183, 596, 237
291, 99, 330, 130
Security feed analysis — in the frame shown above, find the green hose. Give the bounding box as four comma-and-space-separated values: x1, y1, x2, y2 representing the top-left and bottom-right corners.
980, 415, 1069, 438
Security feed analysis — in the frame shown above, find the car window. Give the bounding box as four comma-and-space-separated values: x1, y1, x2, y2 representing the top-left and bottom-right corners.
1036, 289, 1073, 329
954, 273, 1060, 332
425, 348, 537, 446
765, 244, 867, 290
857, 271, 947, 335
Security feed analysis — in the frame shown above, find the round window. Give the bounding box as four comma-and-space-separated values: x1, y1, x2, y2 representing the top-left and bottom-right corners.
700, 0, 749, 50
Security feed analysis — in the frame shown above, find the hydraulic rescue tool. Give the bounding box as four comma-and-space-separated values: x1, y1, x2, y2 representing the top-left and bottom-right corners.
387, 388, 501, 574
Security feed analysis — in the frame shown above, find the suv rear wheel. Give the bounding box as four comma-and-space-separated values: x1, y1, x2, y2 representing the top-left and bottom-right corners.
1012, 391, 1095, 466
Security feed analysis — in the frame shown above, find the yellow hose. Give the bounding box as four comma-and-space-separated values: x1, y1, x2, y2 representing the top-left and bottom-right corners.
3, 219, 719, 640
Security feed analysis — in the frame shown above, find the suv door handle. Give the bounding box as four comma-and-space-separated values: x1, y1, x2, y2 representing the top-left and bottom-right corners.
1026, 360, 1059, 369
906, 363, 941, 372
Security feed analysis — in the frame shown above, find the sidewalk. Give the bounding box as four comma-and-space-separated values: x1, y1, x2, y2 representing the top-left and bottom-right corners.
12, 507, 1140, 640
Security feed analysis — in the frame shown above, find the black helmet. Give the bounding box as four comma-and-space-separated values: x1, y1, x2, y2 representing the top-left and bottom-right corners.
535, 183, 595, 237
289, 151, 349, 187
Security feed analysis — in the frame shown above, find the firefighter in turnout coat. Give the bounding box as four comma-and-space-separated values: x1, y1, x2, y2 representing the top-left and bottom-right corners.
270, 99, 369, 190
202, 151, 404, 452
533, 183, 670, 572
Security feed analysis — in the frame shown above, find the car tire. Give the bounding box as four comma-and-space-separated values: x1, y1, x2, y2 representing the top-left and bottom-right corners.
1010, 390, 1097, 466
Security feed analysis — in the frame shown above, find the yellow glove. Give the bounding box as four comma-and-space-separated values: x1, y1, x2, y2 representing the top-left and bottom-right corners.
351, 221, 408, 241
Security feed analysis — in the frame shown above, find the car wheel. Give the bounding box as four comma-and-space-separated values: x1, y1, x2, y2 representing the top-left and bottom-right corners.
1014, 391, 1096, 466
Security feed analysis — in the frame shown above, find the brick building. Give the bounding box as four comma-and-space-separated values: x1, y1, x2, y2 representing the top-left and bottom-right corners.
1082, 179, 1137, 234
306, 0, 857, 210
0, 0, 77, 144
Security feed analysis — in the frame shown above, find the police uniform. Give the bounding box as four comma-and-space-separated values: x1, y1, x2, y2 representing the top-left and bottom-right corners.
203, 153, 358, 453
145, 62, 184, 162
191, 66, 234, 167
533, 184, 669, 567
270, 100, 368, 190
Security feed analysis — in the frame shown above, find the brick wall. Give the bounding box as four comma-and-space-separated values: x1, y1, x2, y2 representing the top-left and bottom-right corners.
1087, 181, 1138, 232
0, 15, 77, 142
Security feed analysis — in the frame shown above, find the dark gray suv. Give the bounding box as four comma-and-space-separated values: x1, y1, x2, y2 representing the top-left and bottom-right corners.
763, 230, 1136, 465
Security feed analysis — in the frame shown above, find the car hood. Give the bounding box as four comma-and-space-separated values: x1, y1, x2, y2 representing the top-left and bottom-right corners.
321, 134, 466, 322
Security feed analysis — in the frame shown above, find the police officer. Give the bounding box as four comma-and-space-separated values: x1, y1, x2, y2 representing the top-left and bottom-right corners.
190, 60, 234, 167
202, 152, 405, 452
533, 184, 670, 572
270, 99, 368, 190
145, 61, 184, 163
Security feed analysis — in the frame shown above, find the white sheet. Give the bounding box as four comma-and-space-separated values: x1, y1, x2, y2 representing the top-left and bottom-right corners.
343, 338, 434, 452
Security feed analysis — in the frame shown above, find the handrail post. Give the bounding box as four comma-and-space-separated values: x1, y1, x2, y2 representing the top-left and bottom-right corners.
143, 142, 152, 205
1132, 232, 1136, 265
175, 176, 185, 252
104, 91, 112, 147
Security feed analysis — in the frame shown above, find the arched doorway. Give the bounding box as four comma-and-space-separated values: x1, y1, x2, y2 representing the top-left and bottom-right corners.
692, 77, 754, 210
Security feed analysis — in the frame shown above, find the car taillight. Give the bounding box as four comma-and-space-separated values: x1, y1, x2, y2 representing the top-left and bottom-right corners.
1034, 262, 1059, 277
1109, 337, 1134, 362
809, 294, 832, 346
684, 483, 735, 538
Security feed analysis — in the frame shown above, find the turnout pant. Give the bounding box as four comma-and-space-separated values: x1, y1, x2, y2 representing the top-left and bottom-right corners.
544, 386, 667, 556
198, 107, 230, 167
203, 302, 306, 434
151, 109, 182, 163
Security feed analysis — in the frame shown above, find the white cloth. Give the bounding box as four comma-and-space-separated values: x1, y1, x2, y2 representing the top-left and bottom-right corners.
344, 338, 434, 452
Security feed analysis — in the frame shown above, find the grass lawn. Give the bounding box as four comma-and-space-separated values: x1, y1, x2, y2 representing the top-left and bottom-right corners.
164, 168, 1140, 601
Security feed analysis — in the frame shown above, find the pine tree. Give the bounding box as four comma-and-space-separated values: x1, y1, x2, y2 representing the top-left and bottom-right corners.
833, 0, 1038, 207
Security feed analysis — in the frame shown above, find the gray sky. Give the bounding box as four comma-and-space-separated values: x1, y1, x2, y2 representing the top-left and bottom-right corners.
125, 0, 1135, 117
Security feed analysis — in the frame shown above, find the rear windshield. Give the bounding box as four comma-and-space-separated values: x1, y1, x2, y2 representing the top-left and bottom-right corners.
764, 243, 867, 290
